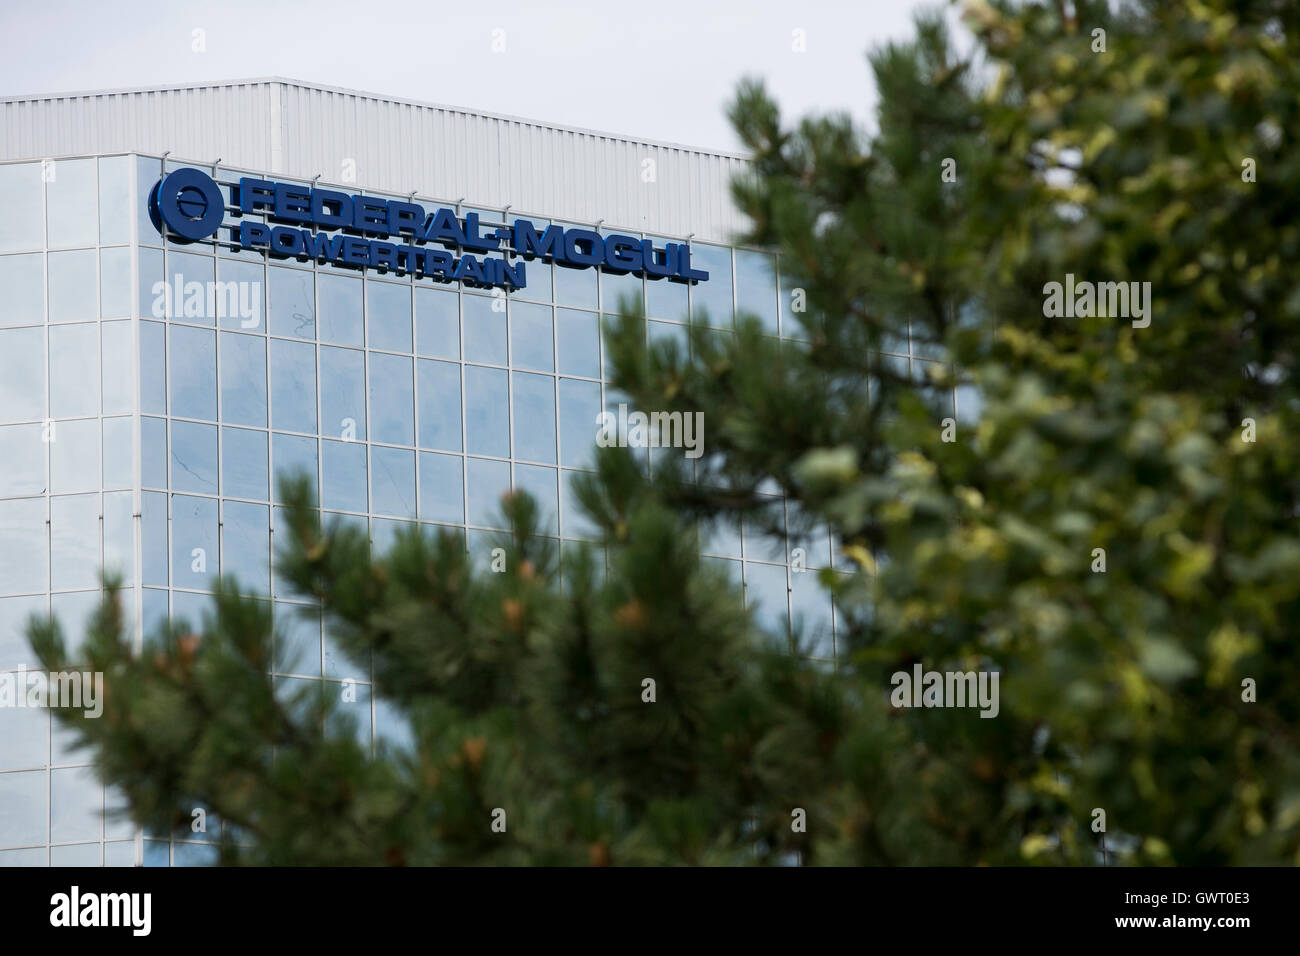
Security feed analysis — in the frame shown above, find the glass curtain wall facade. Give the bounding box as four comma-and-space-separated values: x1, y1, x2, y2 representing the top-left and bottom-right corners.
0, 151, 965, 866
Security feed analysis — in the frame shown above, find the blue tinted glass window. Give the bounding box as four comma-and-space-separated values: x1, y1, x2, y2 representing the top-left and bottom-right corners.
556, 309, 600, 378
0, 253, 44, 328
319, 274, 363, 346
272, 433, 318, 504
220, 332, 268, 427
370, 445, 416, 518
0, 424, 43, 496
169, 325, 217, 420
222, 426, 269, 501
101, 320, 133, 415
50, 494, 100, 591
170, 420, 218, 494
463, 293, 506, 365
98, 155, 132, 246
46, 158, 98, 249
319, 347, 366, 441
268, 266, 315, 338
165, 250, 215, 324
48, 250, 98, 323
142, 416, 167, 489
139, 320, 166, 415
367, 352, 414, 446
557, 378, 601, 469
270, 338, 317, 434
464, 366, 509, 458
367, 281, 412, 353
100, 247, 132, 319
418, 452, 463, 524
218, 258, 266, 332
416, 359, 461, 452
321, 439, 367, 512
139, 246, 164, 319
512, 372, 556, 463
790, 570, 834, 658
0, 327, 44, 423
466, 457, 510, 528
601, 268, 642, 316
49, 323, 99, 418
745, 562, 789, 637
514, 463, 558, 535
0, 163, 44, 252
415, 286, 459, 360
223, 501, 269, 595
50, 418, 100, 494
275, 603, 321, 676
689, 244, 733, 328
172, 495, 219, 590
510, 302, 553, 372
141, 492, 168, 587
735, 249, 778, 333
554, 261, 597, 310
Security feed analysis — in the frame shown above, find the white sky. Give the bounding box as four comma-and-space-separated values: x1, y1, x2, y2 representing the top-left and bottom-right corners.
0, 0, 941, 153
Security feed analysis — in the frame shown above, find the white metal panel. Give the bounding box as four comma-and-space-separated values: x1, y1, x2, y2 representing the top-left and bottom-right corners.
0, 78, 750, 242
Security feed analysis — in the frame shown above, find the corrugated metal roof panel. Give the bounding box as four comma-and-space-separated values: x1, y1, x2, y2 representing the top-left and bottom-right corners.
2, 78, 750, 242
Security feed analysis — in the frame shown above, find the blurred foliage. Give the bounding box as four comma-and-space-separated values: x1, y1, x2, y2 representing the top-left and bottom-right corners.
31, 0, 1300, 864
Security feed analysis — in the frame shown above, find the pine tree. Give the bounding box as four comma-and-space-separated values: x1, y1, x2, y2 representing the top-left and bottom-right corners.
30, 0, 1300, 864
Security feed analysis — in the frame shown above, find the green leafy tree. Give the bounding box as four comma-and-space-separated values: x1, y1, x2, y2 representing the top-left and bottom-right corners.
31, 0, 1300, 864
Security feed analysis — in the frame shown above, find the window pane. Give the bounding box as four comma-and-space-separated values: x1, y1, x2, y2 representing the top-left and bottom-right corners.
557, 309, 600, 378
0, 771, 47, 849
689, 243, 733, 328
50, 494, 100, 590
274, 603, 321, 676
50, 418, 100, 494
554, 261, 597, 310
735, 249, 779, 333
223, 501, 269, 595
270, 338, 317, 434
218, 258, 265, 332
268, 265, 315, 338
512, 372, 555, 463
141, 416, 167, 489
0, 163, 44, 252
790, 569, 834, 659
466, 457, 510, 528
0, 594, 46, 670
139, 321, 166, 415
463, 292, 506, 365
51, 765, 101, 844
104, 490, 134, 586
319, 274, 363, 346
416, 359, 461, 452
166, 250, 216, 324
0, 498, 48, 595
272, 433, 318, 504
169, 325, 217, 420
370, 445, 416, 518
101, 320, 133, 415
222, 426, 269, 501
510, 301, 553, 372
368, 352, 414, 446
514, 463, 558, 535
98, 155, 132, 246
0, 424, 44, 496
220, 332, 268, 427
50, 323, 99, 419
745, 562, 789, 637
139, 246, 164, 319
464, 366, 508, 458
47, 250, 98, 323
0, 327, 45, 423
367, 280, 412, 353
601, 268, 642, 315
418, 451, 463, 524
321, 439, 367, 512
415, 286, 459, 359
141, 492, 168, 587
319, 346, 366, 441
46, 158, 98, 249
171, 420, 218, 494
0, 253, 44, 328
172, 495, 219, 590
558, 378, 601, 469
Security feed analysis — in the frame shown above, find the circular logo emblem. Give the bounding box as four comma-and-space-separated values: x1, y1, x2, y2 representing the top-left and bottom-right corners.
149, 168, 225, 241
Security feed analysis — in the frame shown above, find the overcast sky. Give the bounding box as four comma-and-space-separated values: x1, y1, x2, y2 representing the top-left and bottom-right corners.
0, 0, 942, 153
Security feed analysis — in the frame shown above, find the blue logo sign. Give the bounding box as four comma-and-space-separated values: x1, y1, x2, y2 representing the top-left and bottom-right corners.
148, 167, 709, 292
